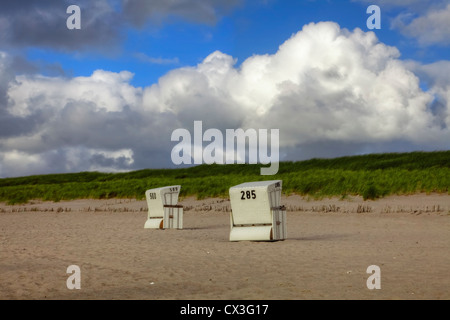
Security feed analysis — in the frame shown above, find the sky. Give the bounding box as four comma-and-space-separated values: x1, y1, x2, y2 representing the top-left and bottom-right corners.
0, 0, 449, 178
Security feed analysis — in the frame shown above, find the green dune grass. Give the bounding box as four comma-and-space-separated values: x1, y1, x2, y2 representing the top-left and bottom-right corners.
0, 151, 449, 204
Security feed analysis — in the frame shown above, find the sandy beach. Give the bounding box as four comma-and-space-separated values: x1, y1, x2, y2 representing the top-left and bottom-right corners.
0, 193, 449, 300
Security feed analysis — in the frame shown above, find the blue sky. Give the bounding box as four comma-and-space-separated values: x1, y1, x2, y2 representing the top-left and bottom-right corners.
0, 0, 449, 177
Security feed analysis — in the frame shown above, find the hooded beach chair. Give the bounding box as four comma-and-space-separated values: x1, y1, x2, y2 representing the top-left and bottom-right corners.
144, 185, 183, 229
229, 180, 287, 241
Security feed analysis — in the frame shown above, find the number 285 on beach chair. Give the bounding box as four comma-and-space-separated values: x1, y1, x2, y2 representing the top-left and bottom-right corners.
144, 185, 183, 230
229, 180, 287, 242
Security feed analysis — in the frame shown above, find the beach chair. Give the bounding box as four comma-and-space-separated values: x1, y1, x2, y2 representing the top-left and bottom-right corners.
229, 180, 287, 241
144, 185, 183, 229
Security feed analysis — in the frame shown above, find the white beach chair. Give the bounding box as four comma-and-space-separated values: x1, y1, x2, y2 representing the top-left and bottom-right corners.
144, 185, 183, 229
229, 180, 287, 241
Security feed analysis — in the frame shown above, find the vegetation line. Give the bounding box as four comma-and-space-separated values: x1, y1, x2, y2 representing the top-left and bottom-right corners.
0, 151, 449, 204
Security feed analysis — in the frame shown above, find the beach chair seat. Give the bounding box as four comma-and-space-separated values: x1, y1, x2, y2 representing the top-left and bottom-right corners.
163, 204, 184, 229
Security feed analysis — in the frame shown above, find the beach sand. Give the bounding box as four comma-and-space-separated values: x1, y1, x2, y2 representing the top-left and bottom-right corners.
0, 193, 449, 300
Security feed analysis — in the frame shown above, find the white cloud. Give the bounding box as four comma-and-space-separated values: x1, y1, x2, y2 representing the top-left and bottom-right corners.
391, 4, 450, 46
230, 23, 443, 146
7, 70, 140, 117
405, 60, 450, 130
0, 21, 449, 177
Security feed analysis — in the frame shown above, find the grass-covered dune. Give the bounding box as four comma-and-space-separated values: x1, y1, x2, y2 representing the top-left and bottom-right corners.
0, 151, 449, 204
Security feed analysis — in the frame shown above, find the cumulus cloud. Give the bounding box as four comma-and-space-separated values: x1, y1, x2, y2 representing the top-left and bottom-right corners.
0, 22, 449, 177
